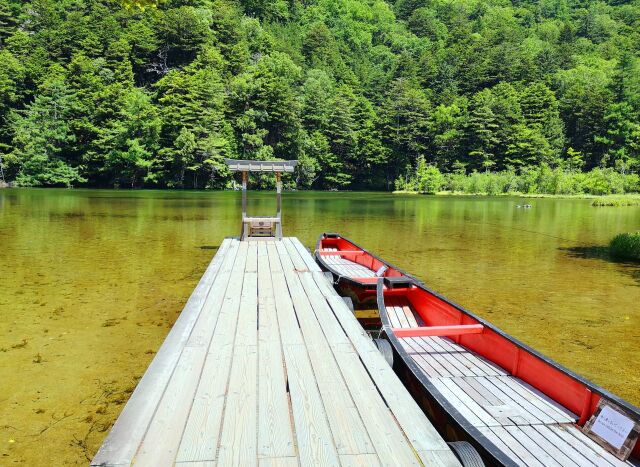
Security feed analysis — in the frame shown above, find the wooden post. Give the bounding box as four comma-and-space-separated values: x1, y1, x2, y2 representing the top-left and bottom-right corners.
276, 172, 282, 239
276, 172, 282, 218
241, 171, 248, 240
242, 171, 248, 218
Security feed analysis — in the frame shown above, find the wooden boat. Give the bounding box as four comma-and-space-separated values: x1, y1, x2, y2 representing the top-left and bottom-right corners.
376, 277, 640, 466
314, 232, 417, 305
314, 234, 640, 466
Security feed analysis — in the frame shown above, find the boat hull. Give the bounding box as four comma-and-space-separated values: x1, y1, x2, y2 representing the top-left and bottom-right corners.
392, 345, 513, 466
379, 307, 516, 466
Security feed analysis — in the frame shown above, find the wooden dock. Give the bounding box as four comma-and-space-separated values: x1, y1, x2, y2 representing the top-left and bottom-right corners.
92, 237, 460, 467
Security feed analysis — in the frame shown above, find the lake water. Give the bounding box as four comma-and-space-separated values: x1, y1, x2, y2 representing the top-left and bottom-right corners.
1, 188, 639, 465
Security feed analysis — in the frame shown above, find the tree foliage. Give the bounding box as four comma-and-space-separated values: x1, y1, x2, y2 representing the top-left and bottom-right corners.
0, 0, 638, 190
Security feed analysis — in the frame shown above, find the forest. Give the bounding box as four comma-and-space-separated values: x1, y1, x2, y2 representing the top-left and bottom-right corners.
0, 0, 639, 191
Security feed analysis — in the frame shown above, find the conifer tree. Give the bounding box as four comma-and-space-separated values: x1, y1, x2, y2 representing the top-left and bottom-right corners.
12, 71, 84, 187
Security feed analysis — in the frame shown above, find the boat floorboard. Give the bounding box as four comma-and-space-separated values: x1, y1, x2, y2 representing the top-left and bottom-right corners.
92, 238, 459, 467
386, 301, 639, 467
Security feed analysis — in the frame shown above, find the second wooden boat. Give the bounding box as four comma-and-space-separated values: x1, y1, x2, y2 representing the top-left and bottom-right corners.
377, 276, 640, 467
314, 232, 416, 305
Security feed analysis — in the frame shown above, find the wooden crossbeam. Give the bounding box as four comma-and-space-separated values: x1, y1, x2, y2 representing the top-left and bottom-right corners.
392, 324, 484, 338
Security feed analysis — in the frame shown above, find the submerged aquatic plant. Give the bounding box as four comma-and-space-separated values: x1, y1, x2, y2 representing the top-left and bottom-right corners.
610, 232, 640, 261
11, 339, 28, 349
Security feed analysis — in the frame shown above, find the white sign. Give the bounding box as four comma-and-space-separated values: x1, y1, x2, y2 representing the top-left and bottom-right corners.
591, 405, 635, 449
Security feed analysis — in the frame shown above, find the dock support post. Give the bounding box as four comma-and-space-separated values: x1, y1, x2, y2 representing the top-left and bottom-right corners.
241, 171, 248, 240
276, 172, 282, 240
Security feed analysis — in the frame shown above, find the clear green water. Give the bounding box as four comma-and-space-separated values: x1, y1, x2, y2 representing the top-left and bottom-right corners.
1, 188, 639, 465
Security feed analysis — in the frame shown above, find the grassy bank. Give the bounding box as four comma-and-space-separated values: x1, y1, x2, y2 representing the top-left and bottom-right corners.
394, 191, 640, 206
610, 233, 640, 261
592, 196, 640, 207
393, 190, 640, 207
395, 163, 640, 197
395, 190, 602, 199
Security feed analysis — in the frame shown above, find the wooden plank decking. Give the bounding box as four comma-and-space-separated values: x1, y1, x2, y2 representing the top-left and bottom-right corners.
92, 237, 460, 467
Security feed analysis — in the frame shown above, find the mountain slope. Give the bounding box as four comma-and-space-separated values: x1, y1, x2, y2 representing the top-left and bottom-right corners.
0, 0, 638, 189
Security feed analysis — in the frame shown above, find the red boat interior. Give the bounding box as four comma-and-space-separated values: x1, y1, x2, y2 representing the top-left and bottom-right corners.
317, 235, 404, 284
382, 284, 640, 460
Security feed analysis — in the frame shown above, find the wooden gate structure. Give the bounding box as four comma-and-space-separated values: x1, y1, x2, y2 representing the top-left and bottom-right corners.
225, 159, 298, 241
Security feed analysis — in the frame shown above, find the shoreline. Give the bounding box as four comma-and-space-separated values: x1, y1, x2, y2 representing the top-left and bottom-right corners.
393, 190, 640, 200
3, 185, 640, 202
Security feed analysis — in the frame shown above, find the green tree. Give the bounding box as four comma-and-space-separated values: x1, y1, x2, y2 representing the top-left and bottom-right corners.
97, 88, 161, 187
466, 90, 499, 172
350, 94, 388, 189
415, 156, 444, 194
156, 51, 231, 187
157, 6, 213, 67
0, 0, 18, 45
302, 69, 334, 132
428, 103, 465, 170
489, 83, 525, 169
0, 49, 24, 155
174, 127, 197, 187
12, 73, 84, 187
241, 0, 290, 21
556, 63, 615, 168
325, 86, 357, 180
520, 82, 565, 158
505, 125, 554, 169
407, 8, 448, 43
305, 130, 350, 188
229, 52, 302, 163
381, 79, 432, 172
598, 102, 640, 173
